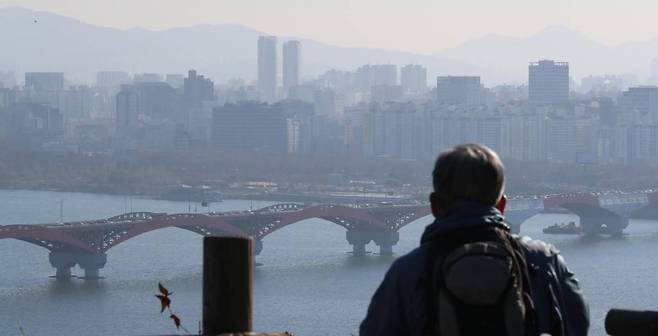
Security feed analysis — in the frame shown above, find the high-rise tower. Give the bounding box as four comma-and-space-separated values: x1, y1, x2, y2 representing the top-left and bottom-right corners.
258, 36, 277, 103
282, 40, 301, 98
529, 60, 569, 104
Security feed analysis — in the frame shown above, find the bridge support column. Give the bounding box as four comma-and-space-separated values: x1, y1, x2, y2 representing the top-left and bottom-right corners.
78, 253, 107, 279
49, 252, 76, 279
49, 251, 107, 279
346, 230, 371, 257
352, 243, 366, 256
373, 231, 399, 257
346, 230, 399, 256
55, 267, 72, 278
254, 239, 263, 256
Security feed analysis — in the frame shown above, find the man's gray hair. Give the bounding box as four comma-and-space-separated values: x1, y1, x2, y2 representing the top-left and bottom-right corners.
432, 143, 505, 207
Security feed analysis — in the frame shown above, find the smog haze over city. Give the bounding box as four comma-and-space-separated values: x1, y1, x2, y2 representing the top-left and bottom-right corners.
2, 0, 658, 335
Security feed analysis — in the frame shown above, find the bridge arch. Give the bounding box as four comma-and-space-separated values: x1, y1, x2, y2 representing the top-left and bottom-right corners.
0, 214, 250, 254
100, 213, 250, 252
252, 204, 393, 240
541, 193, 633, 235
0, 225, 96, 252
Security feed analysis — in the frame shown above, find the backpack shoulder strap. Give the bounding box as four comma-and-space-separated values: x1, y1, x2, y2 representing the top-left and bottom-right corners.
504, 232, 539, 336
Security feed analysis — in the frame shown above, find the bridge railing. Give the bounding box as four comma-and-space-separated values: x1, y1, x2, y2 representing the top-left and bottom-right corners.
599, 194, 648, 206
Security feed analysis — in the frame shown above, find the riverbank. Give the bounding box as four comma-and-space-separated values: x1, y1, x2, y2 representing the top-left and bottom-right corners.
222, 190, 422, 204
0, 182, 423, 206
2, 149, 658, 206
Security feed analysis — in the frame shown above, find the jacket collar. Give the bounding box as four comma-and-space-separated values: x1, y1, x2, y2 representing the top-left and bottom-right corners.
420, 201, 509, 244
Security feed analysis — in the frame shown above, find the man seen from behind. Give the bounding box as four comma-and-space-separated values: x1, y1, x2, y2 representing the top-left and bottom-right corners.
360, 143, 589, 336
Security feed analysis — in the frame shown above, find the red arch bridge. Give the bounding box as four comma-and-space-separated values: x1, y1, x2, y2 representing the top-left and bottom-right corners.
1, 191, 657, 279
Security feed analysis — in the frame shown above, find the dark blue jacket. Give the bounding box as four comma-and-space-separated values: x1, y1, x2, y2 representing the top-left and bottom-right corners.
360, 202, 589, 336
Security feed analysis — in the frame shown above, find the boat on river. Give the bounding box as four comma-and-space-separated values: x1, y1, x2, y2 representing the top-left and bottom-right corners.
543, 221, 583, 235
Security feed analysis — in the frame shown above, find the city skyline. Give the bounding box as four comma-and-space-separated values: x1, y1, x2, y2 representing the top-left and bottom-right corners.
3, 56, 656, 165
2, 3, 658, 169
7, 6, 658, 86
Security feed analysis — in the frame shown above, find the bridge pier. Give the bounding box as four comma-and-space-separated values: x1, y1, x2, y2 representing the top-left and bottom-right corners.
378, 243, 393, 256
49, 251, 107, 279
254, 239, 263, 256
346, 230, 399, 257
49, 251, 76, 279
78, 253, 107, 279
352, 242, 367, 256
55, 267, 72, 278
373, 231, 399, 257
346, 230, 371, 257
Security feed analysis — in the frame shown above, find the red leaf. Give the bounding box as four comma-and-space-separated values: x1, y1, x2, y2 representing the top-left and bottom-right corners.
158, 282, 172, 296
170, 314, 181, 329
155, 294, 171, 313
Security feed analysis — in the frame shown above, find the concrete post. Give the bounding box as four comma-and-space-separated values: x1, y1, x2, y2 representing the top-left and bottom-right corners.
203, 236, 253, 335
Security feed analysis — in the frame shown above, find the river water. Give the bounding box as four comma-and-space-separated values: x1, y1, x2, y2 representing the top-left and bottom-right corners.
0, 189, 657, 335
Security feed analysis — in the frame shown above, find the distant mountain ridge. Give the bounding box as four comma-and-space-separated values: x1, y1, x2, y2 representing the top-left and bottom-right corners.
1, 6, 658, 85
0, 6, 478, 85
441, 25, 658, 84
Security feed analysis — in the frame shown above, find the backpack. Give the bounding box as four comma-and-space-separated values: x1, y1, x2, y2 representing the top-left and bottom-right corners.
423, 226, 538, 336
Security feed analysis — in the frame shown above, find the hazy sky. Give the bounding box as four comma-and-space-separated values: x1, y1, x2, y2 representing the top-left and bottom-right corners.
2, 0, 657, 54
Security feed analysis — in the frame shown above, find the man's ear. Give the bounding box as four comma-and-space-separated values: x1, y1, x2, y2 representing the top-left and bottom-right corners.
429, 192, 442, 218
495, 194, 507, 214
